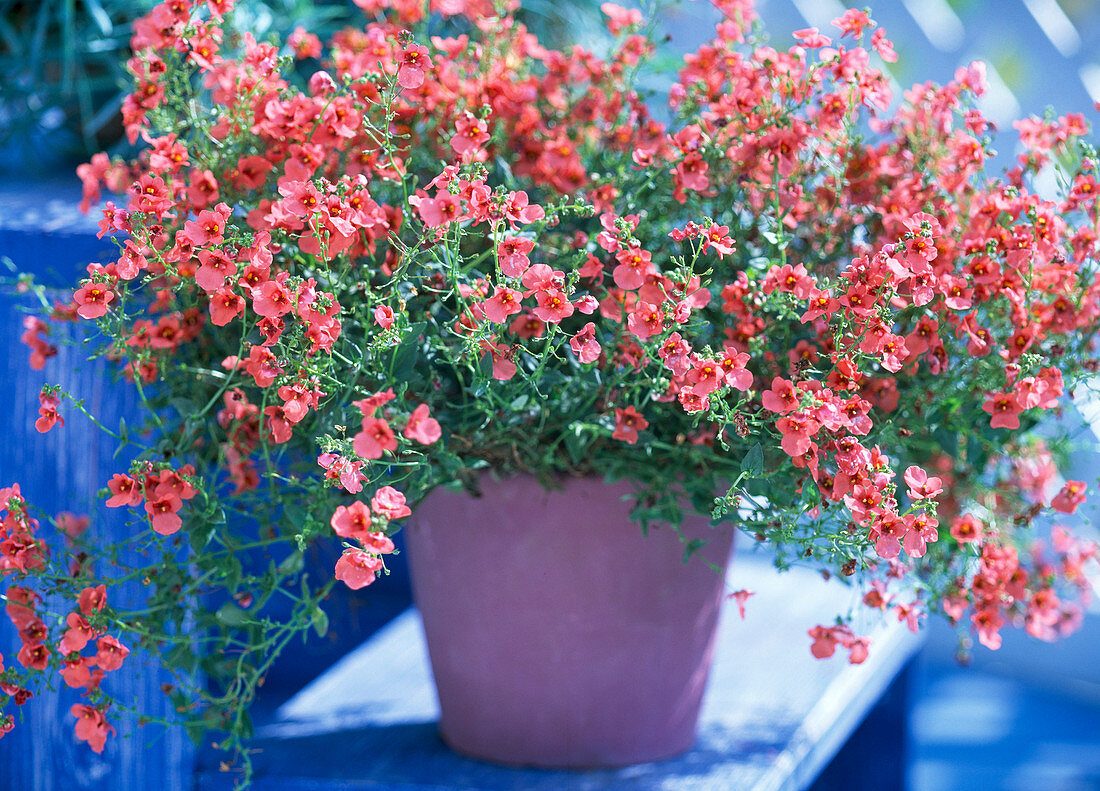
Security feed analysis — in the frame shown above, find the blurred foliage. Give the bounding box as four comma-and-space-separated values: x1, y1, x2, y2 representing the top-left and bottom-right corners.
0, 0, 142, 170
989, 43, 1032, 96
0, 0, 605, 174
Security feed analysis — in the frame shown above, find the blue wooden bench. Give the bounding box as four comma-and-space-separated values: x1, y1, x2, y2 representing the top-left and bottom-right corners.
195, 553, 922, 791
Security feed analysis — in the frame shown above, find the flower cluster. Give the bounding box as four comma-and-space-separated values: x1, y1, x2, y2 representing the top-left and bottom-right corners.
106, 462, 198, 535
6, 0, 1100, 773
1, 487, 129, 753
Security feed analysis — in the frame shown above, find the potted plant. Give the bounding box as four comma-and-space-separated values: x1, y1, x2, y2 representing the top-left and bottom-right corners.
3, 0, 1099, 782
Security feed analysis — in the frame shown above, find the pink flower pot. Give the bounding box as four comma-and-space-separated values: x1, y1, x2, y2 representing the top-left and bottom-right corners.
404, 474, 735, 767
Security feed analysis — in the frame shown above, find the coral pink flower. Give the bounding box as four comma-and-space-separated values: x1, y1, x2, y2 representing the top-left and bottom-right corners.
726, 589, 754, 619
903, 466, 943, 499
575, 295, 599, 314
374, 305, 395, 329
688, 358, 723, 396
532, 289, 573, 323
78, 585, 106, 616
483, 287, 523, 323
58, 612, 98, 655
317, 453, 365, 493
335, 548, 383, 590
360, 531, 396, 555
352, 389, 396, 416
972, 607, 1004, 650
417, 194, 461, 227
74, 282, 115, 319
145, 495, 183, 535
870, 511, 906, 560
20, 315, 57, 370
903, 513, 939, 558
195, 249, 235, 291
397, 44, 432, 89
450, 111, 489, 156
331, 501, 373, 539
181, 206, 228, 246
762, 378, 799, 413
17, 642, 49, 671
56, 512, 89, 539
497, 237, 534, 277
371, 486, 412, 520
70, 705, 114, 754
775, 413, 819, 457
612, 247, 652, 290
244, 344, 283, 387
503, 191, 544, 226
480, 340, 517, 381
570, 322, 601, 363
612, 405, 648, 444
846, 637, 871, 665
950, 514, 983, 545
1051, 480, 1087, 514
60, 658, 103, 691
793, 27, 832, 48
982, 392, 1022, 429
252, 278, 294, 318
871, 27, 897, 61
808, 625, 838, 658
702, 223, 736, 257
353, 417, 397, 459
404, 403, 442, 444
209, 288, 244, 326
832, 8, 872, 37
600, 2, 642, 34
94, 636, 129, 671
34, 390, 64, 434
626, 301, 663, 339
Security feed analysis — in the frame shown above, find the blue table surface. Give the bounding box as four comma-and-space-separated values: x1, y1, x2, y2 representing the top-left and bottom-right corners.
197, 553, 923, 791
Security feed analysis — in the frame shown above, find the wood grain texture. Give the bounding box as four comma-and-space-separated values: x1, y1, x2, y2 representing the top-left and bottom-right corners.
0, 186, 195, 791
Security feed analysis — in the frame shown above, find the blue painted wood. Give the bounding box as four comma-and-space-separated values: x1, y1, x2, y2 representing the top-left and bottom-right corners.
811, 664, 912, 791
197, 554, 922, 791
0, 178, 413, 788
0, 179, 195, 791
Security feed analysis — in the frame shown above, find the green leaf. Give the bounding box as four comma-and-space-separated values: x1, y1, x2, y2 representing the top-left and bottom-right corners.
277, 551, 304, 576
390, 321, 425, 379
802, 481, 821, 507
471, 352, 494, 397
189, 525, 217, 552
563, 423, 587, 466
741, 443, 764, 477
283, 501, 308, 527
170, 397, 199, 418
215, 602, 249, 627
681, 538, 707, 562
967, 435, 989, 473
478, 349, 494, 379
165, 642, 198, 675
931, 427, 957, 458
310, 606, 329, 638
225, 557, 242, 593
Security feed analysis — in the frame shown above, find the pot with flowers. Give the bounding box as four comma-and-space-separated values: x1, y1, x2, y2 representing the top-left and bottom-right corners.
3, 0, 1100, 782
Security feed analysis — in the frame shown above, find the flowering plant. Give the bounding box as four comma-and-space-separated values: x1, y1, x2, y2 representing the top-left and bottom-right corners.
4, 0, 1100, 779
